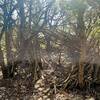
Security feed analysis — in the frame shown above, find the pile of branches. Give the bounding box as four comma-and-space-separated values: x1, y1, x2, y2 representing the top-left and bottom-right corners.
42, 52, 100, 92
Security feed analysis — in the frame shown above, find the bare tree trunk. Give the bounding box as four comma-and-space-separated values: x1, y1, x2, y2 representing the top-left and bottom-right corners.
77, 9, 86, 88
1, 0, 14, 78
5, 31, 13, 63
45, 35, 51, 55
30, 34, 42, 82
79, 42, 86, 88
17, 0, 26, 61
0, 43, 5, 78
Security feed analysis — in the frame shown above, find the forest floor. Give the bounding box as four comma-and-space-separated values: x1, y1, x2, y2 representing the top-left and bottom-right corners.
0, 57, 100, 100
0, 70, 99, 100
0, 78, 96, 100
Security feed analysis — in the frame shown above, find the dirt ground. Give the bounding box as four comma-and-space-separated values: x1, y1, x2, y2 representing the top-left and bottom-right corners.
0, 69, 99, 100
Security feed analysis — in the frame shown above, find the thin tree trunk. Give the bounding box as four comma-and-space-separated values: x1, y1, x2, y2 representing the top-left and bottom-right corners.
77, 9, 86, 88
17, 0, 26, 61
0, 43, 5, 78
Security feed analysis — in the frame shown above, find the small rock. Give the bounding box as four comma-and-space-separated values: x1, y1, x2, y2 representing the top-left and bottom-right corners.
43, 88, 50, 93
36, 79, 43, 84
0, 87, 6, 90
38, 87, 44, 91
86, 97, 95, 100
0, 95, 2, 98
38, 97, 42, 100
34, 84, 40, 89
43, 95, 48, 99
